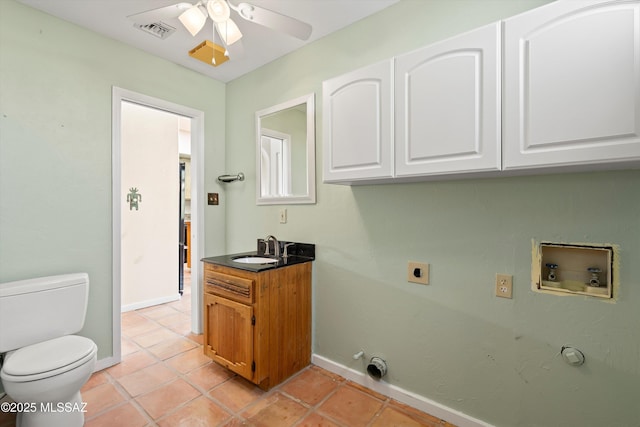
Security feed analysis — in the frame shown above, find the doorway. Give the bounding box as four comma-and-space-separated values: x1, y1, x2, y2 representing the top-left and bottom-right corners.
108, 87, 204, 370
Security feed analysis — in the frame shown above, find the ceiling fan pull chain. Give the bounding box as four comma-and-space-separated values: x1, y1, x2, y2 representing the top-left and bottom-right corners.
224, 22, 230, 57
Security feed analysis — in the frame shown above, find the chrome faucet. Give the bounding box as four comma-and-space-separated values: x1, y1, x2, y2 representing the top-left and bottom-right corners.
264, 235, 280, 257
283, 243, 295, 258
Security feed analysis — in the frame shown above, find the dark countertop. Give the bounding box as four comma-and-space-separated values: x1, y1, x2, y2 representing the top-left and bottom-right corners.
202, 251, 314, 273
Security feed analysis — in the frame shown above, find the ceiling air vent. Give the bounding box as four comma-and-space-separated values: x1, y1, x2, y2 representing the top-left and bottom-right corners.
134, 22, 176, 39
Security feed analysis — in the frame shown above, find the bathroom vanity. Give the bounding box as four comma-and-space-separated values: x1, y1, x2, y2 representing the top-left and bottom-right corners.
201, 241, 314, 390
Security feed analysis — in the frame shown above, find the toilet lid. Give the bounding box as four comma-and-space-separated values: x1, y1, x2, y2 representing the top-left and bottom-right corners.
2, 335, 96, 378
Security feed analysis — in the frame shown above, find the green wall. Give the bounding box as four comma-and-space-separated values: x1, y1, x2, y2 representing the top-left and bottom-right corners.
225, 1, 640, 426
0, 0, 227, 360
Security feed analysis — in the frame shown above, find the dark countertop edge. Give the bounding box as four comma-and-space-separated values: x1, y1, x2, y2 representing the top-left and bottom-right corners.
202, 251, 314, 272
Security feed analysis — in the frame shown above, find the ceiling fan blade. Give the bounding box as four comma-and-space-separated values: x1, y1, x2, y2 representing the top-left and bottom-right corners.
235, 2, 312, 40
127, 2, 193, 24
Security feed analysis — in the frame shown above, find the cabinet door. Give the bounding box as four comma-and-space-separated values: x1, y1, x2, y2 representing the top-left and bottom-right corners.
503, 0, 640, 170
395, 22, 501, 177
204, 293, 254, 380
323, 59, 394, 183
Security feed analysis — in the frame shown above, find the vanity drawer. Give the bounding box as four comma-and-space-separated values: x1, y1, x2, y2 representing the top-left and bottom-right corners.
204, 270, 255, 304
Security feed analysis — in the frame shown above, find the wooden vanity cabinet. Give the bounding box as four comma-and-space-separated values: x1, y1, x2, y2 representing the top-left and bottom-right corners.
203, 261, 311, 390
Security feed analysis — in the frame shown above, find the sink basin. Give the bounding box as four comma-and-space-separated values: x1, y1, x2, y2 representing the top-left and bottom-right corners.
232, 256, 279, 264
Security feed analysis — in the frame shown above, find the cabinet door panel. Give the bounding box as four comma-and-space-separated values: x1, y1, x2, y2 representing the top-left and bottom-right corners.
204, 293, 253, 379
323, 59, 393, 182
395, 22, 501, 176
503, 0, 640, 170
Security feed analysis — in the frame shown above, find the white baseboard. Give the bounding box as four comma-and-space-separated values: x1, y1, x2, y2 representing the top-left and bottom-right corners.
311, 354, 493, 427
121, 294, 180, 312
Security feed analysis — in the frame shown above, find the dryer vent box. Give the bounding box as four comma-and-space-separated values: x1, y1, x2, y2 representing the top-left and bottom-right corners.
537, 243, 613, 299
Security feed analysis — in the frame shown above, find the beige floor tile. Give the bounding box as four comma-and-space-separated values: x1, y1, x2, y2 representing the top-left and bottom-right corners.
208, 376, 266, 413
85, 402, 149, 427
186, 333, 204, 345
242, 392, 308, 427
137, 304, 180, 320
156, 311, 190, 327
116, 363, 178, 397
295, 411, 340, 427
147, 336, 198, 360
135, 378, 200, 420
317, 385, 384, 427
122, 311, 149, 328
121, 336, 140, 356
123, 323, 162, 340
157, 396, 231, 427
186, 362, 236, 392
280, 368, 340, 406
390, 400, 448, 426
83, 383, 127, 419
82, 371, 109, 392
371, 406, 443, 427
106, 351, 157, 379
165, 347, 212, 374
132, 327, 181, 349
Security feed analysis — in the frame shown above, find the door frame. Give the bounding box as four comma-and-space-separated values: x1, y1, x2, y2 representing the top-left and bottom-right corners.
105, 86, 204, 370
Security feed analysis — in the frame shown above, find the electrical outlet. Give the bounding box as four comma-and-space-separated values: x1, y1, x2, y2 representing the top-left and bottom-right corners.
496, 274, 513, 298
408, 262, 429, 285
279, 208, 287, 224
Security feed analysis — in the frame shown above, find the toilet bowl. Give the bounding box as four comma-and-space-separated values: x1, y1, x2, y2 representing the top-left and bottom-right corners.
0, 273, 98, 427
2, 335, 97, 427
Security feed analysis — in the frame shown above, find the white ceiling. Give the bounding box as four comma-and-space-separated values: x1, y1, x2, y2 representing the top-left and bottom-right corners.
17, 0, 399, 83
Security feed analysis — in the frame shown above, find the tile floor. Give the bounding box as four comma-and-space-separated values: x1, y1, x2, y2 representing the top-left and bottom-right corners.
0, 269, 456, 427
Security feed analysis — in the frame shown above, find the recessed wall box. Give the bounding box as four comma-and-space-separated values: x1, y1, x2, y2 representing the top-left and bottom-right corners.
537, 243, 613, 299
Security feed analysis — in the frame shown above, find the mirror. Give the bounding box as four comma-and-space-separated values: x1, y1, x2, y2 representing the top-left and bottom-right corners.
256, 93, 316, 205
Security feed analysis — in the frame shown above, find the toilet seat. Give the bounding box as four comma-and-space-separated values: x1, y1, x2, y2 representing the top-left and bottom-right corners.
1, 335, 97, 382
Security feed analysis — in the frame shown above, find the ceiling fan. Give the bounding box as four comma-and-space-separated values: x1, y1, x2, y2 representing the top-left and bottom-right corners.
128, 0, 312, 47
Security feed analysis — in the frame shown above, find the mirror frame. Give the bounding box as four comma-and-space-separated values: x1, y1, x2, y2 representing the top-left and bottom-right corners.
255, 93, 316, 205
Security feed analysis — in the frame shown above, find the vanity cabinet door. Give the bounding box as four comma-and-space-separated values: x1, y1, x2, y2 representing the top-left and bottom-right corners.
204, 293, 254, 380
503, 0, 640, 171
323, 59, 394, 183
395, 22, 501, 177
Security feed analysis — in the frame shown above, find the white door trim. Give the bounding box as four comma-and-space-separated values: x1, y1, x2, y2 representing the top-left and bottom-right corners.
102, 86, 204, 371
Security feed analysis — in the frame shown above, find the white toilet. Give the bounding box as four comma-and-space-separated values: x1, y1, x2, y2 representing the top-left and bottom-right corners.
0, 273, 98, 427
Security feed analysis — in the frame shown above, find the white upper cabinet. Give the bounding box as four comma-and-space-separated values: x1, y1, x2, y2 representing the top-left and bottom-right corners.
323, 60, 394, 183
503, 0, 640, 171
395, 22, 501, 177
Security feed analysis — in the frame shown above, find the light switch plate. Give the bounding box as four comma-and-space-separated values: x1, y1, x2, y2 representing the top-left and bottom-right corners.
408, 262, 429, 285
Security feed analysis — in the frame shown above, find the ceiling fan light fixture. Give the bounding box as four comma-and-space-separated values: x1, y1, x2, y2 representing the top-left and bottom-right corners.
178, 5, 207, 36
207, 0, 231, 23
216, 19, 243, 45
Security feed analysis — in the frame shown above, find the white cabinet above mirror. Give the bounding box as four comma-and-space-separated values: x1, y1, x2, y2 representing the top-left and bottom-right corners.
256, 93, 316, 205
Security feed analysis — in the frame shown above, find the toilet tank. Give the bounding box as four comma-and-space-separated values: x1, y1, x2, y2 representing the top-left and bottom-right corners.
0, 273, 89, 353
